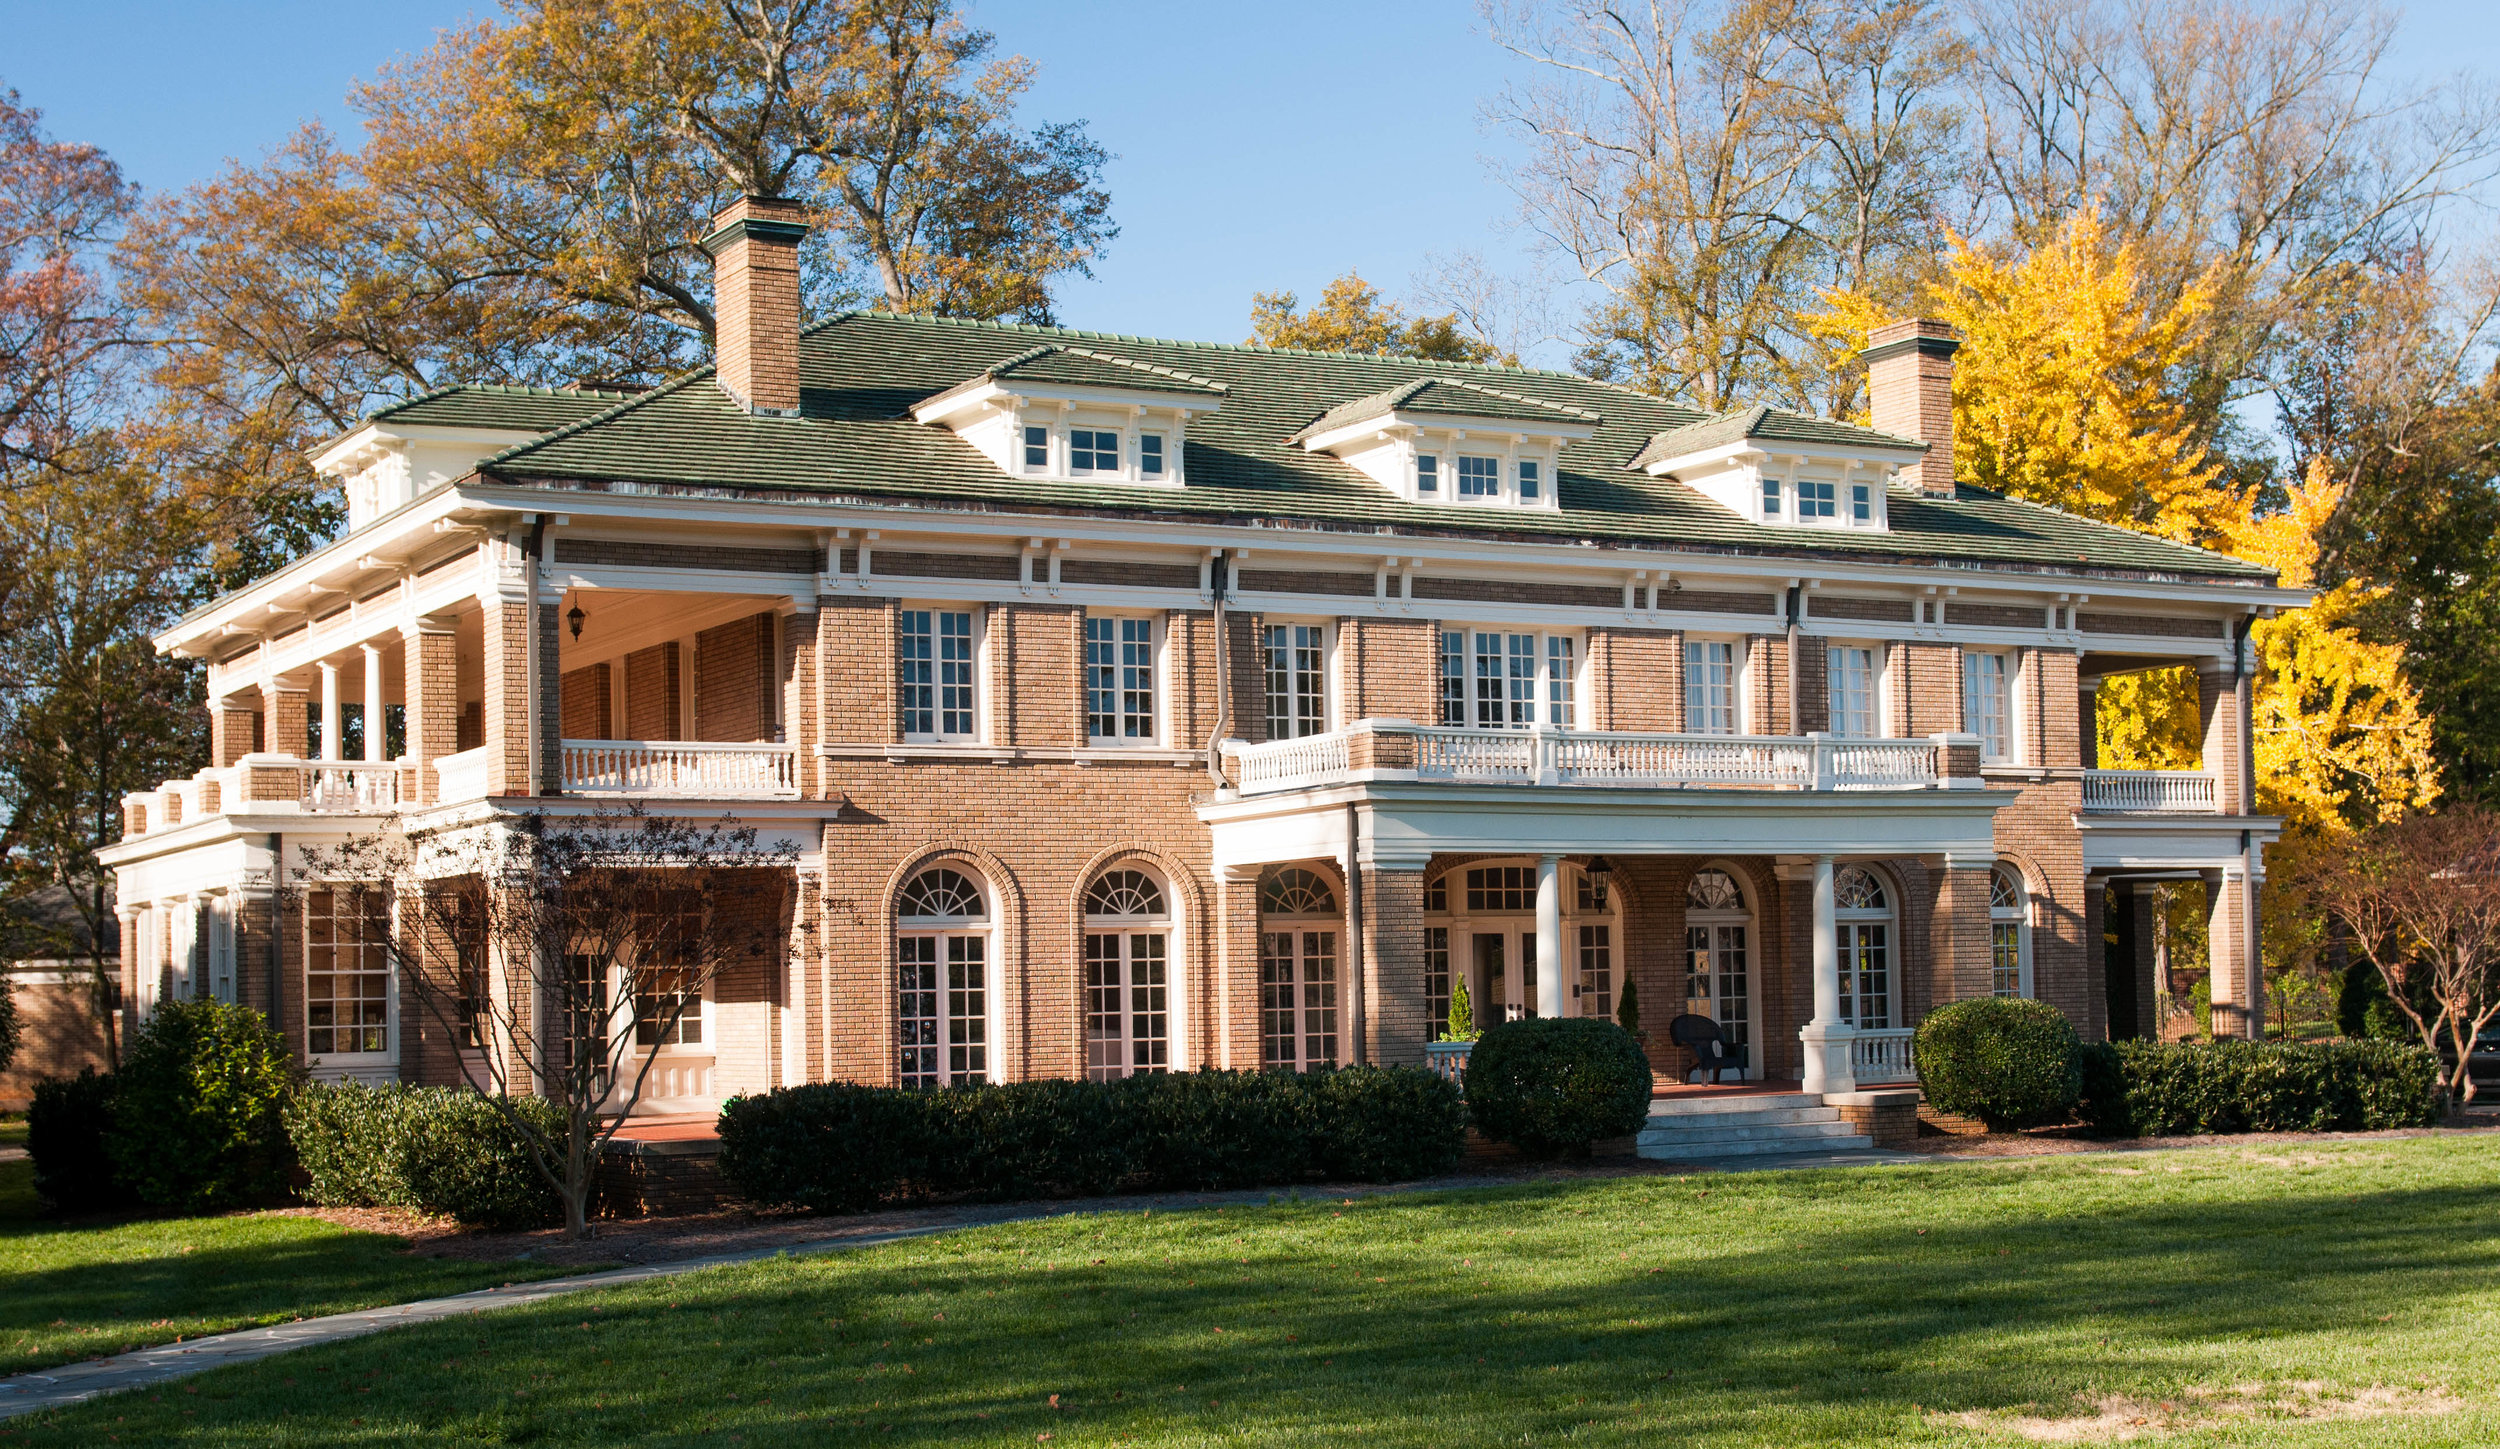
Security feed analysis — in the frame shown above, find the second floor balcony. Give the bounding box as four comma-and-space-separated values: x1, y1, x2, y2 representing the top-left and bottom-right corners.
1223, 721, 1960, 797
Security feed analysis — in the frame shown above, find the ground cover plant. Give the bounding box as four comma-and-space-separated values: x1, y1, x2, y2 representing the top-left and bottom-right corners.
25, 1133, 2500, 1445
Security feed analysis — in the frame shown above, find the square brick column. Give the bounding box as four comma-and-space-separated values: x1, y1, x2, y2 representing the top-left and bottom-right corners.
403, 620, 460, 805
1931, 861, 1996, 1003
264, 681, 309, 761
2198, 661, 2251, 814
782, 604, 822, 797
482, 600, 532, 796
2205, 867, 2263, 1039
2131, 883, 2164, 1038
212, 695, 261, 766
1362, 865, 1429, 1066
1215, 867, 1263, 1069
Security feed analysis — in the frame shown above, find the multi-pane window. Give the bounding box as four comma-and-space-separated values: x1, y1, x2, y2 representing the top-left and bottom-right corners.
1963, 651, 2012, 760
1456, 454, 1500, 497
1827, 646, 1878, 738
897, 867, 988, 1088
1263, 623, 1326, 740
1518, 460, 1541, 500
899, 609, 978, 739
1991, 866, 2029, 998
305, 886, 389, 1056
1467, 865, 1534, 913
1576, 923, 1613, 1019
1258, 869, 1340, 1072
206, 900, 235, 1004
1685, 870, 1751, 1056
1085, 615, 1157, 742
1835, 866, 1893, 1029
1022, 425, 1049, 470
1761, 475, 1782, 516
1851, 481, 1873, 521
1685, 639, 1739, 734
1083, 869, 1170, 1081
447, 888, 487, 1050
1139, 432, 1165, 477
1438, 628, 1576, 729
1798, 478, 1837, 518
632, 898, 703, 1049
1416, 454, 1439, 492
1070, 428, 1120, 473
1425, 926, 1452, 1036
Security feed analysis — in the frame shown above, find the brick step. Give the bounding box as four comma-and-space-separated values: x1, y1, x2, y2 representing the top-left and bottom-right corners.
1636, 1117, 1863, 1149
1637, 1130, 1875, 1159
1647, 1092, 1824, 1119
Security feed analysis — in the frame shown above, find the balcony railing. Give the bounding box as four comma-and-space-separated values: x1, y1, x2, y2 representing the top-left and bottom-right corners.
2081, 768, 2220, 814
561, 739, 799, 799
300, 760, 400, 813
1227, 722, 1942, 796
1849, 1027, 1917, 1084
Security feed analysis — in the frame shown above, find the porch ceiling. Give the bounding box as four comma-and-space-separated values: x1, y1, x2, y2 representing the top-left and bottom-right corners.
1198, 780, 2012, 872
2074, 811, 2282, 875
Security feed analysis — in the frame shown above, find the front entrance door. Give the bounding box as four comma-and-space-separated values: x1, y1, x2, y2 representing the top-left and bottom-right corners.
1473, 931, 1543, 1020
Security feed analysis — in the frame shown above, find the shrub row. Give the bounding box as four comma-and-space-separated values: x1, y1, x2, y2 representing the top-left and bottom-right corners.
26, 1000, 296, 1213
2078, 1038, 2444, 1137
285, 1083, 566, 1229
717, 1066, 1467, 1214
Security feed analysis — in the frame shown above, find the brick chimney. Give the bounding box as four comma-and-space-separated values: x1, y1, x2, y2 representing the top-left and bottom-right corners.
702, 195, 811, 416
1861, 318, 1960, 496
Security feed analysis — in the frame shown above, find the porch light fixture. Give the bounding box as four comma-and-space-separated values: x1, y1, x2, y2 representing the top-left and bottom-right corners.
1585, 855, 1615, 884
567, 602, 586, 640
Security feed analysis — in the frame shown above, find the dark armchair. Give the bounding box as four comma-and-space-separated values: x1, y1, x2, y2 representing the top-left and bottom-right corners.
1667, 1013, 1747, 1085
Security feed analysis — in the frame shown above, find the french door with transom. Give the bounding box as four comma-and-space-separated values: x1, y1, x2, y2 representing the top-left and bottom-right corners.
1084, 928, 1169, 1081
1259, 927, 1338, 1071
898, 931, 988, 1087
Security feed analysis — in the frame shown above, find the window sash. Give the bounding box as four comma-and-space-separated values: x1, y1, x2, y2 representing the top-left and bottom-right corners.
1425, 925, 1452, 1035
1576, 923, 1612, 1019
899, 931, 987, 1087
1799, 478, 1837, 518
1138, 432, 1165, 477
1417, 454, 1439, 492
1085, 615, 1158, 741
1839, 922, 1891, 1029
1456, 455, 1500, 497
1963, 652, 2011, 759
305, 888, 390, 1057
1992, 922, 2025, 998
1761, 475, 1782, 515
1259, 929, 1338, 1070
1439, 628, 1575, 730
1084, 930, 1170, 1081
1022, 425, 1048, 471
1263, 623, 1326, 740
1827, 647, 1878, 738
899, 609, 979, 739
1518, 460, 1541, 499
1685, 640, 1738, 735
1684, 921, 1750, 1048
1069, 428, 1120, 474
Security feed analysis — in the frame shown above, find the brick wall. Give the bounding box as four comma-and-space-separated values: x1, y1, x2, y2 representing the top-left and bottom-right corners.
1362, 867, 1429, 1065
0, 971, 113, 1110
1747, 635, 1791, 735
481, 601, 531, 794
1340, 616, 1436, 722
624, 643, 681, 741
560, 662, 612, 740
265, 685, 308, 762
695, 612, 775, 742
819, 596, 894, 745
1588, 627, 1681, 731
1905, 644, 1960, 736
1794, 634, 1830, 734
406, 626, 460, 804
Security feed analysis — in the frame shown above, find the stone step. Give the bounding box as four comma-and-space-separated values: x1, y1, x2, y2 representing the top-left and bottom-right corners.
1646, 1092, 1824, 1119
1642, 1104, 1840, 1129
1637, 1130, 1875, 1160
1636, 1117, 1864, 1148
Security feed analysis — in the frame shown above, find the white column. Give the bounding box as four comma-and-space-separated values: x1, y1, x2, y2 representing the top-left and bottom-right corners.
361, 643, 386, 763
1534, 853, 1566, 1019
1798, 854, 1856, 1093
318, 661, 342, 762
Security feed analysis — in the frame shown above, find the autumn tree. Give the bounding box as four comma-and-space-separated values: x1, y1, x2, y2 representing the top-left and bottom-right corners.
0, 89, 133, 485
2306, 806, 2500, 1102
1247, 273, 1498, 362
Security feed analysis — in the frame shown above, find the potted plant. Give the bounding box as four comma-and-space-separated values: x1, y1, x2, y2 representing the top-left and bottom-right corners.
1426, 981, 1481, 1089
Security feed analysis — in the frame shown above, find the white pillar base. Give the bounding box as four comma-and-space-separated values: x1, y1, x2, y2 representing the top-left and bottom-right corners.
1799, 1021, 1858, 1095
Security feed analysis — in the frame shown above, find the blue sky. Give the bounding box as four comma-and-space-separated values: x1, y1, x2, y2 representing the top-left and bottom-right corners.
3, 0, 2493, 364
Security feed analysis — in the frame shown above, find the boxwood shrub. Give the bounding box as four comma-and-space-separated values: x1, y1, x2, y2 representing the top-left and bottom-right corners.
1461, 1018, 1653, 1157
2077, 1038, 2443, 1137
27, 1068, 130, 1213
1914, 997, 2084, 1131
717, 1066, 1466, 1213
285, 1083, 565, 1229
107, 1000, 298, 1211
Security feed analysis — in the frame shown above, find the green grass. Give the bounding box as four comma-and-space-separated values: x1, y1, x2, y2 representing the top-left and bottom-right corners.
20, 1135, 2500, 1446
0, 1152, 591, 1376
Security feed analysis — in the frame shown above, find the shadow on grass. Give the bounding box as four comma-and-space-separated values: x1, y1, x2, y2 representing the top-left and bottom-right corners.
29, 1149, 2500, 1446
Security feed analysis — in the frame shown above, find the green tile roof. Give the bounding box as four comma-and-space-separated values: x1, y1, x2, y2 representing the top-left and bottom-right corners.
364, 383, 647, 434
1628, 404, 1927, 470
1286, 375, 1602, 441
468, 312, 2274, 583
981, 343, 1226, 397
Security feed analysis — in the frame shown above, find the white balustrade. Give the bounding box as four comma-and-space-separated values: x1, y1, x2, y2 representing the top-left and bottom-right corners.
434, 747, 490, 804
2081, 769, 2220, 814
1224, 724, 1941, 796
300, 760, 400, 813
561, 739, 799, 798
1229, 731, 1351, 792
1849, 1027, 1917, 1084
1413, 727, 1537, 781
1424, 1040, 1473, 1094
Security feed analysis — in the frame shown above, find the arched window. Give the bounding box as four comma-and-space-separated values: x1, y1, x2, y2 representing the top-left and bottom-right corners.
1422, 872, 1452, 1035
1083, 868, 1171, 1081
1417, 860, 1615, 1029
1258, 868, 1339, 1071
1684, 869, 1751, 1065
1834, 865, 1894, 1029
896, 865, 990, 1088
1991, 866, 2030, 998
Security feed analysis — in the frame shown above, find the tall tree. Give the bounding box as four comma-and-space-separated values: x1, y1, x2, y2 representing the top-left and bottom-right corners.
1247, 273, 1499, 362
0, 90, 133, 485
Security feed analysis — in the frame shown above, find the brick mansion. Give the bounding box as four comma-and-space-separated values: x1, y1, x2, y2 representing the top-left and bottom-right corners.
101, 195, 2296, 1128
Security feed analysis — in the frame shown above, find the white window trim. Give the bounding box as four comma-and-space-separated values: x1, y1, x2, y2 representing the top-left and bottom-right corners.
1262, 617, 1335, 740
1438, 623, 1584, 730
896, 868, 1004, 1088
1963, 649, 2018, 763
1085, 610, 1166, 747
303, 882, 398, 1065
1081, 863, 1186, 1079
1825, 641, 1884, 739
1683, 635, 1745, 736
898, 602, 987, 745
1991, 866, 2034, 999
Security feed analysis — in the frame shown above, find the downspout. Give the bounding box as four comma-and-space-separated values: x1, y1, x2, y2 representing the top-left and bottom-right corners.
522, 516, 550, 796
1784, 584, 1803, 734
1205, 549, 1230, 790
1344, 802, 1366, 1067
267, 832, 284, 1037
2232, 613, 2262, 1037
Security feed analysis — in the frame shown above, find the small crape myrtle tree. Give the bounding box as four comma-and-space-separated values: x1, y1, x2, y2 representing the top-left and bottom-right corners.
298, 805, 800, 1237
2305, 806, 2500, 1104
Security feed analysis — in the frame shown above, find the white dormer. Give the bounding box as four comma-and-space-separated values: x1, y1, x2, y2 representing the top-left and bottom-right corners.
1288, 376, 1599, 512
912, 344, 1224, 489
1628, 405, 1926, 533
314, 420, 547, 532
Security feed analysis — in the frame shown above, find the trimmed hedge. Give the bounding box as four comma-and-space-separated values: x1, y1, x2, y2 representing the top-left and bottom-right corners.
285, 1083, 566, 1229
27, 1068, 130, 1213
1461, 1018, 1653, 1157
108, 1000, 297, 1211
1914, 997, 2084, 1131
2077, 1039, 2444, 1137
717, 1067, 1467, 1214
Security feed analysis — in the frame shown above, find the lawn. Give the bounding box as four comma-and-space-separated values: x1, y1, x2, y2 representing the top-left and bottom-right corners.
18, 1134, 2500, 1446
0, 1151, 592, 1377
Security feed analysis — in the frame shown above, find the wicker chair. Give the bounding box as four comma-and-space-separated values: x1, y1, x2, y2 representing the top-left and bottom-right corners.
1667, 1013, 1746, 1084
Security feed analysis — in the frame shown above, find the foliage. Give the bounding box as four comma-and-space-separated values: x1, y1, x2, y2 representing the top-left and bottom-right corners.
1440, 979, 1479, 1043
0, 972, 17, 1077
104, 1000, 297, 1212
299, 806, 798, 1239
1247, 273, 1496, 362
25, 1067, 127, 1212
1614, 976, 1641, 1036
1460, 1017, 1653, 1157
0, 89, 134, 483
285, 1083, 564, 1230
717, 1067, 1467, 1213
2076, 1038, 2444, 1136
1913, 997, 2083, 1131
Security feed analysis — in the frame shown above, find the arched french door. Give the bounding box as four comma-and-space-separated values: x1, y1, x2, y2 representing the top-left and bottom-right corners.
1258, 867, 1339, 1071
1083, 867, 1172, 1080
1422, 859, 1619, 1024
1683, 867, 1753, 1075
1835, 865, 1896, 1030
896, 865, 994, 1087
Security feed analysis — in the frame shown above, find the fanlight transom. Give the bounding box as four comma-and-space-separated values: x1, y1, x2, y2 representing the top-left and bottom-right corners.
1085, 869, 1167, 920
898, 867, 987, 921
1260, 867, 1338, 917
1835, 865, 1888, 911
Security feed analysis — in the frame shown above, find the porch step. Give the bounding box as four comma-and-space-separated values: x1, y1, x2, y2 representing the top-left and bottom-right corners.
1635, 1094, 1873, 1159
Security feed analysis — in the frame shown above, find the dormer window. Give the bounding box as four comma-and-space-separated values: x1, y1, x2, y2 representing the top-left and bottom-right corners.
1289, 375, 1598, 512
1071, 428, 1120, 473
1457, 455, 1500, 497
1761, 475, 1781, 516
913, 344, 1222, 488
1417, 454, 1439, 492
1023, 425, 1049, 470
1799, 478, 1836, 519
1851, 480, 1873, 521
1629, 404, 1923, 534
1519, 460, 1541, 500
1139, 433, 1165, 478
